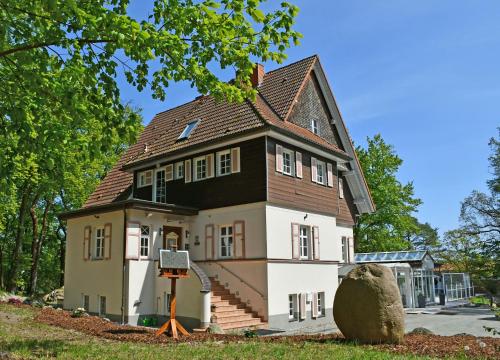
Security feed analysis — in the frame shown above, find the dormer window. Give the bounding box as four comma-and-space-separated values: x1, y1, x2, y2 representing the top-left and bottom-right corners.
311, 119, 319, 135
138, 170, 153, 187
178, 119, 200, 140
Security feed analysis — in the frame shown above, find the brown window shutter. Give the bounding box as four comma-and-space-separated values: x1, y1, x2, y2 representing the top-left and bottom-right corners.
275, 144, 283, 173
205, 224, 214, 260
233, 220, 245, 258
165, 164, 174, 181
291, 223, 300, 259
125, 221, 140, 260
311, 157, 317, 183
184, 159, 192, 183
348, 236, 355, 263
313, 226, 320, 260
206, 154, 215, 178
327, 163, 334, 187
231, 147, 241, 173
83, 226, 91, 261
104, 223, 112, 260
312, 292, 318, 318
295, 152, 303, 178
299, 293, 307, 320
339, 178, 344, 199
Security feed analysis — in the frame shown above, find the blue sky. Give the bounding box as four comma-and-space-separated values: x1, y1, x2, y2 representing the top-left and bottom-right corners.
120, 1, 499, 235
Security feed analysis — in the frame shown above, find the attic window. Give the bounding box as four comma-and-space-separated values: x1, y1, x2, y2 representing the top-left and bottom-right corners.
178, 119, 200, 140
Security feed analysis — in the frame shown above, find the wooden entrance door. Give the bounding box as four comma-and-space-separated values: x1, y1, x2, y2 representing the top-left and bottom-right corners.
163, 226, 183, 251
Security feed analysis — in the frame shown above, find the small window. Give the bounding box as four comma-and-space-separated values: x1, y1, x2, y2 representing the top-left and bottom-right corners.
299, 226, 310, 259
140, 225, 150, 257
220, 226, 233, 258
288, 294, 298, 321
138, 170, 153, 187
316, 161, 326, 185
99, 296, 106, 317
178, 119, 200, 140
339, 178, 344, 199
83, 295, 89, 312
341, 236, 348, 263
217, 150, 232, 176
164, 292, 171, 314
155, 169, 166, 203
317, 292, 325, 317
311, 119, 319, 135
175, 162, 184, 179
194, 156, 207, 181
95, 227, 105, 259
282, 148, 295, 176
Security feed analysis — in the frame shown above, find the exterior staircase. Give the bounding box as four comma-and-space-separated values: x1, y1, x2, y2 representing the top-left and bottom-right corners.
209, 277, 267, 331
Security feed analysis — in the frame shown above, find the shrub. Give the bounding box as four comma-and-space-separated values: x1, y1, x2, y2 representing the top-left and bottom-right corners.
71, 308, 88, 318
8, 297, 22, 305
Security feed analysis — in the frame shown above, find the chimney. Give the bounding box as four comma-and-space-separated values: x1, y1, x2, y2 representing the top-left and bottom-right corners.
250, 63, 265, 88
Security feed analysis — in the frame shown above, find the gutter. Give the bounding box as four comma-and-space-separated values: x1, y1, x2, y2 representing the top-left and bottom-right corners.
121, 208, 127, 324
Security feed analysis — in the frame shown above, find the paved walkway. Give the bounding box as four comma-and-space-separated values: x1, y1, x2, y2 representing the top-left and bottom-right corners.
264, 305, 499, 338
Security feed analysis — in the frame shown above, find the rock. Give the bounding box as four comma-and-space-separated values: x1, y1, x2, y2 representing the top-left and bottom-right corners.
207, 323, 225, 334
333, 264, 405, 344
43, 287, 64, 304
409, 327, 433, 335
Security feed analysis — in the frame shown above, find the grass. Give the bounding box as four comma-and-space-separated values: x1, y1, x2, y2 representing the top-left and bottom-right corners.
0, 303, 454, 359
470, 296, 491, 305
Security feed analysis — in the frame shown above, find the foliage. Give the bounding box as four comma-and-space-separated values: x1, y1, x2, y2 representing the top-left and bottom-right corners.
441, 129, 500, 280
408, 218, 440, 251
71, 308, 88, 318
0, 0, 301, 294
355, 134, 423, 252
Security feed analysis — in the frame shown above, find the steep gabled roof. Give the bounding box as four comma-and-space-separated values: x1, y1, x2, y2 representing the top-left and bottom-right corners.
84, 55, 371, 210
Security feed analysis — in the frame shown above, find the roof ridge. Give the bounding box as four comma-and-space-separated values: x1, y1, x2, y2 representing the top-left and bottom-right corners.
263, 54, 318, 76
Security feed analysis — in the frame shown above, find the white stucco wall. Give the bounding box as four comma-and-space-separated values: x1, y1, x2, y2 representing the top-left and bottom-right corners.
266, 204, 346, 261
189, 202, 267, 260
64, 210, 124, 317
267, 262, 338, 316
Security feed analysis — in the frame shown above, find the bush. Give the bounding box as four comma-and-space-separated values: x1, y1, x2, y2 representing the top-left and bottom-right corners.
71, 308, 88, 318
244, 328, 258, 338
8, 297, 22, 305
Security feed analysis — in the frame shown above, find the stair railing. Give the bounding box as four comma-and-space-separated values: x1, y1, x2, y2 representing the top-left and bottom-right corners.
212, 262, 266, 300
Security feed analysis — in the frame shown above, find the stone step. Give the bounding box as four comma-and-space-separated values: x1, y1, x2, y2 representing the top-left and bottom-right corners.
211, 303, 247, 312
211, 294, 237, 302
211, 308, 248, 316
211, 298, 242, 306
219, 318, 264, 330
212, 290, 231, 296
212, 313, 254, 323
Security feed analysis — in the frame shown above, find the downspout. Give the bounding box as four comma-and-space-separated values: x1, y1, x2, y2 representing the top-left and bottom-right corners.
121, 208, 127, 324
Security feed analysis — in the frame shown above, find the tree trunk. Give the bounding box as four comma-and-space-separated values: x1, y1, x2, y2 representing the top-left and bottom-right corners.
8, 188, 30, 292
0, 244, 4, 290
58, 223, 66, 288
27, 202, 39, 296
29, 200, 52, 296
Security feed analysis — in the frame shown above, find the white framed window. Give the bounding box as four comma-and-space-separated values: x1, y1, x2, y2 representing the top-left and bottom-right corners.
155, 169, 166, 203
339, 178, 344, 199
299, 225, 310, 259
175, 162, 184, 179
217, 150, 232, 176
311, 119, 319, 135
341, 236, 348, 263
219, 225, 233, 258
317, 292, 325, 317
99, 295, 106, 317
316, 160, 326, 185
140, 225, 150, 258
194, 156, 207, 181
138, 170, 153, 187
282, 148, 295, 176
164, 292, 171, 314
288, 294, 298, 321
95, 227, 105, 259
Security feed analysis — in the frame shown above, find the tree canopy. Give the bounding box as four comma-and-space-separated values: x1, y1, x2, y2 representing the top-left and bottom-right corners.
0, 0, 301, 294
354, 134, 423, 252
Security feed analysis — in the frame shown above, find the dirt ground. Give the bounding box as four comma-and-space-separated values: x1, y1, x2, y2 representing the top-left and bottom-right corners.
30, 305, 500, 359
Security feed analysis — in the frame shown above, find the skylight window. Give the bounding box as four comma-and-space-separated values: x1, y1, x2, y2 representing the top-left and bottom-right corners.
178, 119, 200, 140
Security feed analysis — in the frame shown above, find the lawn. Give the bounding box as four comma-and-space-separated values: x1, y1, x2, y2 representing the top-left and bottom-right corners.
0, 303, 492, 359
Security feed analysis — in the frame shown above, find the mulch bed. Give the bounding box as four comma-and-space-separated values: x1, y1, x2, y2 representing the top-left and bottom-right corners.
29, 306, 500, 359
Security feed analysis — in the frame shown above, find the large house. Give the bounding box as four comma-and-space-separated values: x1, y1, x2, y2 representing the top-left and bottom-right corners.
61, 55, 374, 332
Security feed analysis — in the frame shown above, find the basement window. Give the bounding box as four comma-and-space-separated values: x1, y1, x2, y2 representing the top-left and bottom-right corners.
178, 119, 200, 140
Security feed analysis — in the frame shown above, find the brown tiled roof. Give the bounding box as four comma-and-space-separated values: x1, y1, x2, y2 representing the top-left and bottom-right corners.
84, 55, 349, 208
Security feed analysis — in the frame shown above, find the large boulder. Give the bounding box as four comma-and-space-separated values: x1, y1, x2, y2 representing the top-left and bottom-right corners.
333, 264, 404, 344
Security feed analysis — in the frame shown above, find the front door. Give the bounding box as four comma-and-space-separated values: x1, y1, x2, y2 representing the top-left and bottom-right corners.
163, 226, 183, 251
